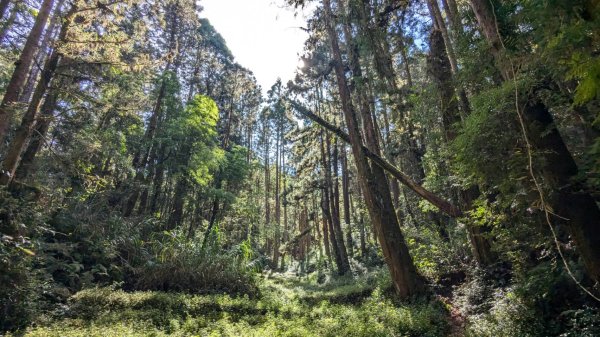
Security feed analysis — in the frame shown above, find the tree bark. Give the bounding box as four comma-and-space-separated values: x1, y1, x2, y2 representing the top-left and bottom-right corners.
272, 123, 281, 268
320, 132, 347, 274
0, 0, 55, 144
166, 177, 188, 230
328, 134, 350, 273
428, 28, 496, 266
427, 0, 471, 116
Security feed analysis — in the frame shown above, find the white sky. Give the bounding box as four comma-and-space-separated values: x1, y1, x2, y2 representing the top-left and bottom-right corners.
200, 0, 313, 93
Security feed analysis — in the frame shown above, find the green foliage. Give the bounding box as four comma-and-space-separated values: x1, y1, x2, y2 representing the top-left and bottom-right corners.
464, 261, 600, 337
12, 272, 449, 337
133, 229, 258, 295
404, 225, 468, 280
0, 190, 48, 331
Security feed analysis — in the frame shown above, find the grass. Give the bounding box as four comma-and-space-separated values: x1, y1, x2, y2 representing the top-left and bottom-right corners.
10, 270, 450, 337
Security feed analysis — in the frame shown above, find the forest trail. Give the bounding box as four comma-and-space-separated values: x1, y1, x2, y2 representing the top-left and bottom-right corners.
9, 271, 452, 337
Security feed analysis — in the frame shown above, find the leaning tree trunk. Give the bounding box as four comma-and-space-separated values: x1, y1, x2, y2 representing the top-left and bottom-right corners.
323, 0, 424, 297
0, 0, 55, 144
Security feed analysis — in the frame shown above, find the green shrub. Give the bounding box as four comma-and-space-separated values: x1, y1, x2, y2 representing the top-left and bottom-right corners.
133, 230, 258, 296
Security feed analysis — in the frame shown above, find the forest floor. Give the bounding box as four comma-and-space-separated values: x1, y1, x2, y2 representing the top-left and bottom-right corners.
9, 270, 453, 337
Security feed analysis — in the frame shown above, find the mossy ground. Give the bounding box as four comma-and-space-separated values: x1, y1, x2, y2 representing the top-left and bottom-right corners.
11, 271, 450, 337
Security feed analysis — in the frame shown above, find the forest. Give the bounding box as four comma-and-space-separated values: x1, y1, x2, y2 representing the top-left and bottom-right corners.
0, 0, 599, 335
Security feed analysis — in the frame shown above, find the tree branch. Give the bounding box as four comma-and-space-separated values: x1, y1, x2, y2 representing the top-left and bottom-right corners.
288, 99, 463, 218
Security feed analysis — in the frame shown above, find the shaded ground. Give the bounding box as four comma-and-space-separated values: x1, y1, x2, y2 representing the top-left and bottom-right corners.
10, 271, 451, 336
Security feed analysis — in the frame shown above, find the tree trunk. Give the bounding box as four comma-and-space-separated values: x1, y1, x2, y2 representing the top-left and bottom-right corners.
320, 132, 346, 274
427, 0, 471, 116
468, 0, 507, 77
14, 89, 57, 180
469, 0, 600, 280
341, 144, 353, 257
167, 177, 188, 230
525, 101, 600, 283
20, 0, 63, 104
441, 0, 463, 36
273, 124, 281, 268
428, 27, 496, 266
149, 143, 166, 213
329, 136, 351, 272
323, 0, 424, 297
0, 3, 74, 185
0, 0, 55, 144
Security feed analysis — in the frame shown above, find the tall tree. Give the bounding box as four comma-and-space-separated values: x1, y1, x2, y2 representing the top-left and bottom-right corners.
0, 0, 55, 146
321, 0, 424, 297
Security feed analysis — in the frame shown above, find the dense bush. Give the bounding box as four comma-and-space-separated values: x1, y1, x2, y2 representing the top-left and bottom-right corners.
0, 189, 48, 331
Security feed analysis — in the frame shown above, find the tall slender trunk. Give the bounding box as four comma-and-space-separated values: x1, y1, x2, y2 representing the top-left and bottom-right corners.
20, 0, 63, 104
149, 143, 166, 213
330, 136, 350, 272
281, 146, 288, 270
264, 117, 271, 252
0, 0, 55, 144
341, 145, 353, 257
320, 132, 345, 274
441, 0, 463, 36
126, 2, 180, 214
321, 198, 332, 266
323, 0, 423, 297
355, 0, 427, 218
273, 124, 281, 267
167, 177, 188, 230
428, 28, 495, 265
0, 4, 74, 185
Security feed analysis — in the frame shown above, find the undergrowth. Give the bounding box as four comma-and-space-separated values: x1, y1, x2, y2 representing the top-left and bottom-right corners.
10, 271, 449, 337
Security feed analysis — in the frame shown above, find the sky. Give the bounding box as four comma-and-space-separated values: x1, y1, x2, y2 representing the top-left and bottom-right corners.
200, 0, 313, 93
